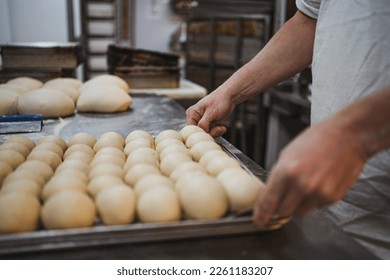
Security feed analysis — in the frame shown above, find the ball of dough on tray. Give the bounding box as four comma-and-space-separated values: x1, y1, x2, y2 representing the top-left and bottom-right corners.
18, 88, 75, 118
124, 138, 154, 156
38, 135, 67, 151
67, 132, 97, 148
41, 190, 96, 230
134, 174, 174, 197
87, 175, 124, 198
32, 142, 64, 158
170, 161, 206, 182
0, 89, 19, 115
0, 162, 13, 186
124, 164, 160, 187
99, 132, 125, 147
137, 186, 181, 223
1, 179, 41, 197
7, 76, 43, 91
0, 150, 25, 170
43, 83, 80, 102
54, 168, 88, 184
154, 130, 182, 145
190, 141, 222, 161
80, 74, 129, 92
96, 185, 136, 225
129, 147, 158, 160
160, 152, 193, 176
89, 163, 125, 180
93, 137, 124, 152
0, 192, 40, 233
206, 155, 241, 176
3, 168, 45, 187
44, 77, 82, 90
90, 154, 125, 169
63, 151, 93, 165
159, 144, 191, 160
217, 167, 265, 211
0, 142, 30, 158
198, 149, 229, 167
64, 143, 95, 159
179, 125, 205, 142
4, 136, 35, 151
95, 147, 126, 161
27, 150, 62, 171
125, 130, 154, 145
185, 131, 215, 148
41, 176, 87, 201
77, 84, 132, 113
17, 160, 54, 182
155, 138, 185, 154
177, 172, 228, 219
0, 83, 29, 94
124, 153, 159, 171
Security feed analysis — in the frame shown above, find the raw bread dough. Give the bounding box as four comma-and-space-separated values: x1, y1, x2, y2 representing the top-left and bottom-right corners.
18, 88, 75, 118
206, 155, 241, 176
87, 175, 124, 197
0, 88, 19, 115
159, 144, 191, 160
180, 125, 205, 141
32, 143, 64, 157
67, 132, 97, 148
17, 160, 54, 182
80, 74, 129, 92
0, 150, 25, 169
155, 130, 182, 145
0, 162, 13, 186
170, 161, 206, 182
99, 132, 125, 147
134, 174, 174, 197
136, 186, 181, 223
89, 163, 125, 179
64, 143, 95, 159
54, 168, 88, 183
199, 149, 228, 167
129, 147, 158, 160
124, 153, 159, 171
38, 135, 67, 151
27, 150, 62, 171
0, 142, 30, 158
77, 84, 132, 113
96, 185, 136, 225
95, 147, 126, 161
93, 137, 124, 152
1, 179, 41, 197
7, 76, 43, 91
3, 168, 45, 187
41, 176, 87, 201
185, 131, 215, 148
190, 141, 222, 161
5, 136, 35, 151
124, 164, 160, 187
44, 77, 82, 90
176, 172, 228, 219
58, 159, 90, 173
63, 151, 93, 165
160, 152, 193, 176
41, 190, 96, 229
155, 138, 185, 154
0, 83, 30, 94
90, 154, 125, 169
125, 130, 154, 144
124, 138, 154, 156
43, 83, 80, 102
0, 192, 40, 233
217, 167, 265, 211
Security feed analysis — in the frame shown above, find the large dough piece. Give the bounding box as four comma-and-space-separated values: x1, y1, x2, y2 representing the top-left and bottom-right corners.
18, 88, 75, 117
77, 85, 132, 113
0, 88, 19, 115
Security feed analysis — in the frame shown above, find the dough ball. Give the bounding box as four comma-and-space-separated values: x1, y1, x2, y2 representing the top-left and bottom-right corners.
87, 175, 124, 197
1, 179, 41, 197
159, 144, 191, 160
177, 172, 228, 219
0, 192, 40, 233
206, 155, 241, 176
7, 76, 43, 91
17, 160, 54, 182
32, 142, 64, 158
125, 130, 154, 144
99, 132, 125, 147
3, 168, 45, 187
95, 147, 126, 161
80, 74, 129, 92
41, 176, 87, 201
93, 137, 123, 152
160, 152, 192, 176
0, 142, 30, 158
134, 174, 174, 197
27, 150, 62, 171
124, 138, 154, 156
0, 83, 29, 94
44, 77, 82, 90
199, 149, 229, 167
89, 163, 125, 180
90, 154, 125, 169
155, 130, 182, 145
0, 88, 19, 115
4, 136, 35, 151
67, 132, 97, 148
130, 147, 158, 160
190, 141, 222, 161
77, 84, 132, 113
63, 151, 93, 165
18, 88, 75, 118
0, 162, 14, 186
137, 186, 181, 223
64, 143, 95, 159
217, 167, 265, 211
124, 153, 159, 171
38, 135, 67, 151
96, 185, 136, 225
185, 131, 215, 148
155, 138, 185, 154
124, 164, 160, 187
180, 125, 205, 141
54, 168, 89, 184
0, 149, 25, 169
44, 83, 80, 102
41, 190, 96, 229
170, 161, 206, 182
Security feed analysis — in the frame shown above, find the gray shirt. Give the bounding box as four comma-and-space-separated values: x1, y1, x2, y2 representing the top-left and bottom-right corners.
296, 0, 390, 259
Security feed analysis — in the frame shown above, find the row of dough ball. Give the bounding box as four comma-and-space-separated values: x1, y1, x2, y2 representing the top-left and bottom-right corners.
0, 74, 132, 118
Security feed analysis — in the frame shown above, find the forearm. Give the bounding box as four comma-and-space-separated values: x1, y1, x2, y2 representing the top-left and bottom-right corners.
214, 10, 316, 105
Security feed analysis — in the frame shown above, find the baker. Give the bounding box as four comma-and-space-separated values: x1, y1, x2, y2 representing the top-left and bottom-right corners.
186, 0, 390, 258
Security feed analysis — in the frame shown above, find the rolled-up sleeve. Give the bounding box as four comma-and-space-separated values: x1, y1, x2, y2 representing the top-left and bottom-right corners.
296, 0, 321, 19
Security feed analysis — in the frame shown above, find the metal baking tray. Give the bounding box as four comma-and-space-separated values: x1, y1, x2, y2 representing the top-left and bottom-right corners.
0, 136, 284, 256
